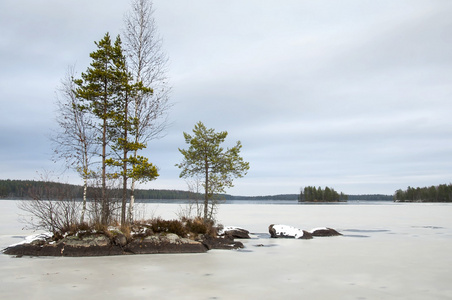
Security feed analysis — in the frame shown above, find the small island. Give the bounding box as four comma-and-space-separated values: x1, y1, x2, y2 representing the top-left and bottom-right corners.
298, 186, 348, 202
3, 219, 245, 257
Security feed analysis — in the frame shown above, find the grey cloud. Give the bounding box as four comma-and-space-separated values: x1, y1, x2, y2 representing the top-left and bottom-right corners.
1, 0, 451, 196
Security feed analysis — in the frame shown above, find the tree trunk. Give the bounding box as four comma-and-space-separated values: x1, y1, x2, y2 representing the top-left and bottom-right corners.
101, 113, 107, 225
129, 177, 135, 223
101, 83, 108, 225
121, 162, 127, 226
204, 157, 209, 222
80, 175, 87, 224
121, 97, 129, 226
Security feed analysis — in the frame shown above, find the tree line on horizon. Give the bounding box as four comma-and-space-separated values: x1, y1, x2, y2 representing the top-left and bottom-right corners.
1, 179, 399, 201
0, 180, 296, 201
0, 179, 197, 201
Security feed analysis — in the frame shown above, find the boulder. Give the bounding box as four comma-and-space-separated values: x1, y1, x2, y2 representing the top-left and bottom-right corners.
62, 234, 110, 247
199, 235, 244, 250
220, 226, 251, 239
268, 224, 313, 239
58, 234, 123, 256
310, 227, 342, 237
113, 233, 128, 247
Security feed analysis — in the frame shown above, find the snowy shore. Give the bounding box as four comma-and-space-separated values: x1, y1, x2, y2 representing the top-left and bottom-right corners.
1, 201, 452, 299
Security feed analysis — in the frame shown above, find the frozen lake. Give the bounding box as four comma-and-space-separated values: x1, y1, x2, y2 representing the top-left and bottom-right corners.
1, 200, 452, 299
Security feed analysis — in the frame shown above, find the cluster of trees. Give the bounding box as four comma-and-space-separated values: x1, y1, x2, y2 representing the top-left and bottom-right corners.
17, 1, 249, 232
394, 184, 452, 202
299, 186, 348, 202
22, 0, 171, 231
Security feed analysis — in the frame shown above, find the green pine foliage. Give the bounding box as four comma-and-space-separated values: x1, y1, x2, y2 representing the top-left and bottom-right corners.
176, 121, 250, 221
73, 33, 159, 225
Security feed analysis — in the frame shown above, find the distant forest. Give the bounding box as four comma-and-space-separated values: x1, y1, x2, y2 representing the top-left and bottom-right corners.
1, 179, 393, 201
394, 184, 452, 202
0, 179, 198, 200
0, 179, 299, 201
347, 194, 393, 201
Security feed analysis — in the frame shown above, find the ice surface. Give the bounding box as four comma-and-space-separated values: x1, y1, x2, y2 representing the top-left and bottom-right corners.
1, 201, 452, 300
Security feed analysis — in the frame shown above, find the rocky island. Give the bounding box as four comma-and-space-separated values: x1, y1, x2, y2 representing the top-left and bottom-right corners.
3, 222, 247, 257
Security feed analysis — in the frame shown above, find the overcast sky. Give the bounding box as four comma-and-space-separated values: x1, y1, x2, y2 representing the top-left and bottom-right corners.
1, 0, 451, 196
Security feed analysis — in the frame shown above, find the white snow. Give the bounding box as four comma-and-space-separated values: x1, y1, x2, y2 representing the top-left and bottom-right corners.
7, 232, 53, 248
218, 226, 245, 236
309, 227, 329, 233
272, 224, 305, 238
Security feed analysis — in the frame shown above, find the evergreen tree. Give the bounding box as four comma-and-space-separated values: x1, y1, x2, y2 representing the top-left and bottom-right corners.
74, 33, 127, 225
176, 122, 250, 221
104, 36, 159, 226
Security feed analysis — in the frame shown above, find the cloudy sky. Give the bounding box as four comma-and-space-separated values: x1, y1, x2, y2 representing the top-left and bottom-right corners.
1, 0, 451, 196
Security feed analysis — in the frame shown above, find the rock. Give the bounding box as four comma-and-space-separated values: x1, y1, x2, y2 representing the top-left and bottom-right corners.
58, 235, 123, 256
113, 234, 128, 247
3, 232, 208, 257
220, 226, 251, 239
3, 243, 63, 257
63, 234, 111, 247
124, 234, 208, 254
310, 227, 342, 237
268, 224, 313, 239
200, 235, 244, 250
163, 233, 180, 244
61, 244, 124, 257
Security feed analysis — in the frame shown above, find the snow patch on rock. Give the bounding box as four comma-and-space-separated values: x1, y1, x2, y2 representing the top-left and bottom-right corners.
271, 224, 306, 239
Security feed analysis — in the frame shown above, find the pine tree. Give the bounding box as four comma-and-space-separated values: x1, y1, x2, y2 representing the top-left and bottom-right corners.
176, 122, 249, 221
74, 33, 126, 225
105, 36, 158, 226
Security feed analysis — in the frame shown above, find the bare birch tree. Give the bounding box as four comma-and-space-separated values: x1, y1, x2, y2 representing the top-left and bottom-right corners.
123, 0, 172, 222
52, 65, 97, 224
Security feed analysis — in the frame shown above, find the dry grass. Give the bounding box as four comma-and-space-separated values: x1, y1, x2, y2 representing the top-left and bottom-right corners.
50, 216, 219, 242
